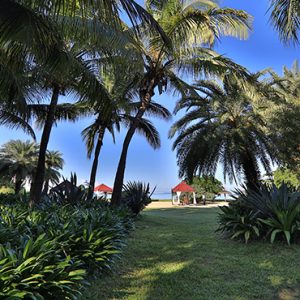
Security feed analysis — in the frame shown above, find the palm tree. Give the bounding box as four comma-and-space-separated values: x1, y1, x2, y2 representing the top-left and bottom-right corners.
0, 0, 170, 206
0, 104, 36, 140
110, 0, 252, 205
0, 140, 38, 194
264, 61, 300, 170
83, 99, 171, 200
169, 75, 278, 189
28, 45, 112, 205
269, 0, 300, 44
0, 0, 167, 108
6, 0, 168, 206
43, 150, 64, 194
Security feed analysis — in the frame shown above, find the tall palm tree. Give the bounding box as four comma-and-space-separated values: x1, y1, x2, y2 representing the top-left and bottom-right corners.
28, 46, 112, 205
0, 0, 168, 205
83, 99, 171, 200
110, 0, 252, 205
269, 0, 300, 44
169, 75, 278, 189
0, 140, 38, 194
43, 150, 64, 194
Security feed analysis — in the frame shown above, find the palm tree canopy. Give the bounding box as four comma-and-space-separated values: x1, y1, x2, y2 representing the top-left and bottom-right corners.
170, 74, 278, 185
263, 60, 300, 169
109, 0, 254, 114
269, 0, 300, 44
44, 150, 64, 185
0, 140, 38, 182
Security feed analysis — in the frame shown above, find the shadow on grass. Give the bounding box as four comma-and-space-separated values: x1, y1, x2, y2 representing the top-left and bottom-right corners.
83, 207, 300, 300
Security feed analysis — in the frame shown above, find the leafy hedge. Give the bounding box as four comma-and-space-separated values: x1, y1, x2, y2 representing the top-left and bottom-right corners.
217, 183, 300, 245
0, 202, 133, 299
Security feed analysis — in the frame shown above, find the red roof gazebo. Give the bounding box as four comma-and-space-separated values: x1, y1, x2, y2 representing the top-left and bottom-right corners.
94, 184, 113, 199
171, 181, 196, 205
172, 181, 195, 193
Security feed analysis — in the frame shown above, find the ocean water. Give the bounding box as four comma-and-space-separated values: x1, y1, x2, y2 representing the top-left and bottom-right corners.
151, 193, 172, 200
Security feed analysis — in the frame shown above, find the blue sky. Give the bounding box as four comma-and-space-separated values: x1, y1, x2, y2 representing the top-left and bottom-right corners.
1, 1, 299, 194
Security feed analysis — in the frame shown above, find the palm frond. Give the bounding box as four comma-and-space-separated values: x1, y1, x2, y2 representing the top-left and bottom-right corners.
0, 110, 35, 140
269, 0, 300, 44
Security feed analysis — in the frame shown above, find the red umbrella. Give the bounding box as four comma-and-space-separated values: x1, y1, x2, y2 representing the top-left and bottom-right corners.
94, 184, 113, 193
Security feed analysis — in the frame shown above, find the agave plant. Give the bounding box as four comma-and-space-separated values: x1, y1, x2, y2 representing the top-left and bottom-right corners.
122, 181, 155, 215
217, 202, 261, 244
234, 183, 300, 245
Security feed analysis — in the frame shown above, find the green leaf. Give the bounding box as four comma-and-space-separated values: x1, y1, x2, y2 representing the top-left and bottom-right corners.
283, 231, 291, 245
271, 229, 282, 243
244, 231, 250, 243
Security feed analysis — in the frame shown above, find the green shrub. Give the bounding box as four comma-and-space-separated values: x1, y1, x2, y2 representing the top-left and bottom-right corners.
122, 181, 154, 216
217, 201, 261, 243
241, 184, 300, 245
0, 186, 14, 194
217, 183, 300, 245
0, 234, 86, 299
48, 173, 89, 205
0, 202, 133, 298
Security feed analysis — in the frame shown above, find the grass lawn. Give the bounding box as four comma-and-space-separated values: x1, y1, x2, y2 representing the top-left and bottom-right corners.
83, 206, 300, 300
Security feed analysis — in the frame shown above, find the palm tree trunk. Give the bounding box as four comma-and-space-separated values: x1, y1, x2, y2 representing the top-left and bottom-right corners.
42, 180, 49, 194
87, 127, 106, 200
15, 176, 22, 195
29, 85, 60, 206
110, 118, 141, 206
241, 150, 260, 190
111, 74, 157, 206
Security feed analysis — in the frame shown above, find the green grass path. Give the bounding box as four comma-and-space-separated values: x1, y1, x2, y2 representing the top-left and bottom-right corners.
84, 207, 300, 300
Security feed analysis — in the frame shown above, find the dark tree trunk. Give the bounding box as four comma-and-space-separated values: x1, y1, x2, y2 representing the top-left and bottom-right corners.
241, 150, 260, 191
87, 127, 106, 200
29, 85, 60, 206
110, 118, 141, 206
42, 180, 49, 195
111, 73, 157, 206
15, 177, 22, 195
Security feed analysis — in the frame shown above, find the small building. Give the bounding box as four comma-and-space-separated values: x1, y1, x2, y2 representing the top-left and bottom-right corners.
171, 181, 196, 205
94, 183, 113, 199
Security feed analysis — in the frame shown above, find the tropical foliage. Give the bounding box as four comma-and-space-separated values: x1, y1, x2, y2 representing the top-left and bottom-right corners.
263, 61, 300, 172
82, 72, 171, 200
0, 140, 63, 195
170, 74, 278, 189
273, 167, 300, 188
110, 0, 252, 205
43, 150, 64, 194
0, 0, 167, 205
0, 140, 38, 194
122, 181, 154, 215
269, 0, 300, 44
49, 172, 89, 205
188, 176, 223, 201
218, 183, 300, 245
0, 197, 133, 298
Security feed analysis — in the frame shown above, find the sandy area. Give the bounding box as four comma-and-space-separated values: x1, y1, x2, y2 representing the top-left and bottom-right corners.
147, 201, 228, 209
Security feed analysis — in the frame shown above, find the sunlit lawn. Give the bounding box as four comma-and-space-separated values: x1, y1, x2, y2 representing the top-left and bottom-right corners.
83, 206, 300, 300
